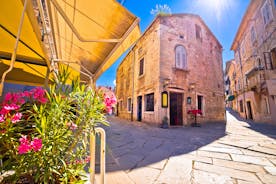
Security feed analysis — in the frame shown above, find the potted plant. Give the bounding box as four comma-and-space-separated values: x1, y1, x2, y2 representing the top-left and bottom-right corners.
187, 109, 202, 127
161, 116, 169, 129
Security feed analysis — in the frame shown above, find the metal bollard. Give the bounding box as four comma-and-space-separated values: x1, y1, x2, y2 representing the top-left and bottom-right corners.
90, 127, 106, 184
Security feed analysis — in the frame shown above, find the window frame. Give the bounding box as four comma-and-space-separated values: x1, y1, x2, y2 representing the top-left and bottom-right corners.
138, 58, 144, 77
250, 26, 256, 44
262, 0, 273, 25
175, 45, 187, 70
145, 93, 154, 112
195, 24, 202, 41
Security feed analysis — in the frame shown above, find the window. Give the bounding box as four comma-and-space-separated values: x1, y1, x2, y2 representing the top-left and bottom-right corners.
264, 52, 273, 70
239, 100, 244, 112
195, 24, 202, 40
139, 58, 144, 76
262, 1, 272, 25
251, 27, 256, 43
127, 98, 132, 112
175, 45, 187, 69
145, 93, 154, 111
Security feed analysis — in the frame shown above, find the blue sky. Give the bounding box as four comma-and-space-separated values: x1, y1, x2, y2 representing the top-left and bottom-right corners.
96, 0, 250, 87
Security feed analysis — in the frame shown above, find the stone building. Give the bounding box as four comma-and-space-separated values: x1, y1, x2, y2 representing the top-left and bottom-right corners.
224, 59, 237, 109
231, 0, 276, 123
116, 14, 225, 126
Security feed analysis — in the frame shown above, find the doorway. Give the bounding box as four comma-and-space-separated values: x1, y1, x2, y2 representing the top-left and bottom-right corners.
137, 96, 142, 121
247, 101, 253, 120
197, 95, 203, 112
169, 93, 183, 126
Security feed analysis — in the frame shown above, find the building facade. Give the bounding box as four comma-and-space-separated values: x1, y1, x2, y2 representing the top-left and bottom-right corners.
116, 14, 225, 126
224, 59, 238, 109
231, 0, 276, 123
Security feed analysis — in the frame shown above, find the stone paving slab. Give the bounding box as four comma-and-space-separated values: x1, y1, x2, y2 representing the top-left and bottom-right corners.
200, 145, 243, 154
192, 169, 235, 184
256, 173, 276, 184
231, 154, 274, 166
194, 162, 262, 183
154, 156, 192, 184
264, 166, 276, 175
248, 145, 276, 156
197, 150, 232, 160
128, 167, 160, 184
212, 158, 266, 174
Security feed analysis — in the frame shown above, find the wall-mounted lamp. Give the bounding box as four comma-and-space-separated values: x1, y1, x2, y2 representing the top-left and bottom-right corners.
163, 78, 171, 88
187, 97, 192, 104
161, 91, 168, 108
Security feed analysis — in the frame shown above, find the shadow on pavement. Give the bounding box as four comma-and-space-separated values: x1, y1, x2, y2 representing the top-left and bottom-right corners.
95, 116, 226, 173
226, 108, 276, 139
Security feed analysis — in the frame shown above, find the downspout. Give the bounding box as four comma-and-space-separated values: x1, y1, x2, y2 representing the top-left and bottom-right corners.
237, 43, 248, 119
0, 0, 28, 96
131, 49, 135, 121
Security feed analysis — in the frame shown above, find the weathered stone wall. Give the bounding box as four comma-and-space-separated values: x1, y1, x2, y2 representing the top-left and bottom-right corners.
159, 15, 225, 124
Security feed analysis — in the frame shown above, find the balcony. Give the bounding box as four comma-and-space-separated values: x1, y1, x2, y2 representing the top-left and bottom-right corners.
265, 70, 276, 80
245, 66, 266, 93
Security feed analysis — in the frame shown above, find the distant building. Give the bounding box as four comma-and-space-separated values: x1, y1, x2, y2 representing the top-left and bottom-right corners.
231, 0, 276, 123
98, 86, 116, 114
116, 14, 225, 126
224, 59, 237, 109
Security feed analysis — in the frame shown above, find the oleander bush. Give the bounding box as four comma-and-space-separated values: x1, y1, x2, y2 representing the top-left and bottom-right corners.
0, 67, 116, 183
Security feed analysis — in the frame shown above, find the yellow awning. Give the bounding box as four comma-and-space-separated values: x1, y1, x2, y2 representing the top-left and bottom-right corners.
47, 0, 141, 81
0, 0, 50, 87
0, 60, 49, 86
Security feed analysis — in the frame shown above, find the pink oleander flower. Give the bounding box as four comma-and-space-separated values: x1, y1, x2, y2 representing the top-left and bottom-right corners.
3, 92, 25, 105
22, 90, 31, 98
66, 122, 78, 130
18, 135, 31, 154
31, 138, 43, 152
3, 104, 20, 111
18, 143, 31, 154
31, 87, 48, 104
11, 112, 22, 123
85, 156, 91, 163
4, 92, 13, 102
19, 135, 29, 144
0, 115, 4, 123
0, 108, 9, 116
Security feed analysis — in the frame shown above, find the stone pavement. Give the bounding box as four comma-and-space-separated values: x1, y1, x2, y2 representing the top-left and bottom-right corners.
94, 109, 276, 184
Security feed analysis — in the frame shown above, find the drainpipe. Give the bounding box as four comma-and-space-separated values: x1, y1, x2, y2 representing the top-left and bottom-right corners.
237, 43, 248, 119
131, 49, 135, 121
0, 0, 28, 96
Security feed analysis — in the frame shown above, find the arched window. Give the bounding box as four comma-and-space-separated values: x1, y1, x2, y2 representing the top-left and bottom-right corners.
175, 45, 187, 69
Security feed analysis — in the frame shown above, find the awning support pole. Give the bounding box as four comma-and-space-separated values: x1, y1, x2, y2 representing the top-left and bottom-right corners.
90, 127, 106, 184
0, 0, 28, 96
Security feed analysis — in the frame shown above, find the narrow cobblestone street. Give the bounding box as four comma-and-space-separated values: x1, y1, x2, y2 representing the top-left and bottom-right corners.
95, 109, 276, 184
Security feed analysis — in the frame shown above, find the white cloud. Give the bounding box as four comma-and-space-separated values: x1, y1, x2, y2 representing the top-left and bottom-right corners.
113, 80, 116, 86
